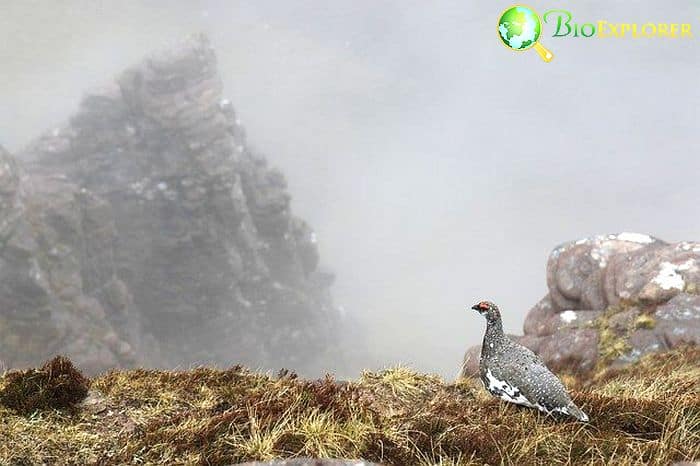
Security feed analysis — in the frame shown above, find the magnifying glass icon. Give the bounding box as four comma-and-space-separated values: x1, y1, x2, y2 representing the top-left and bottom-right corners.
498, 5, 554, 62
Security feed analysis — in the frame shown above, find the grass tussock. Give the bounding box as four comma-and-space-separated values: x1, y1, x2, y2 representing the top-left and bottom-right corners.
0, 355, 90, 414
0, 348, 698, 465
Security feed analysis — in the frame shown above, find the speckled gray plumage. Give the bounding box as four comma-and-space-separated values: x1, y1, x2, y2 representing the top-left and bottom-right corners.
473, 301, 589, 421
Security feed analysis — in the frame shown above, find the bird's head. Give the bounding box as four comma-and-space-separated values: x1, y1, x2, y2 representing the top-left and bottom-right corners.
470, 300, 501, 322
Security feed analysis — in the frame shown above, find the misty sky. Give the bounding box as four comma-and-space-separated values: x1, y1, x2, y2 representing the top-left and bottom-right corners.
2, 1, 699, 378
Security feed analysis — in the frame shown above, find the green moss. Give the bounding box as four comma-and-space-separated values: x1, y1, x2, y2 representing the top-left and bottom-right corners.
634, 314, 656, 330
592, 303, 634, 370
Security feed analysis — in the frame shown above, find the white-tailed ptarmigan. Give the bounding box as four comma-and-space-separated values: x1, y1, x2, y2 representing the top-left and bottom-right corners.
471, 300, 589, 422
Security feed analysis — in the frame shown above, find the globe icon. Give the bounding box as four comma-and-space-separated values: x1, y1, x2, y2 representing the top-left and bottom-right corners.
497, 5, 553, 62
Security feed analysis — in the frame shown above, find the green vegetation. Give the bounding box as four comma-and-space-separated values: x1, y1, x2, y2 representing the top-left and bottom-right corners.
0, 348, 698, 465
634, 313, 656, 330
592, 304, 633, 369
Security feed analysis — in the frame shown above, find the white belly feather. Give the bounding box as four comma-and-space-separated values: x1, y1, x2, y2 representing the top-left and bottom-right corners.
484, 369, 540, 410
483, 369, 583, 418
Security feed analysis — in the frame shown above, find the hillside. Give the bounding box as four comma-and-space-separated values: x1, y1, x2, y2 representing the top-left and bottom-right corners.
0, 347, 698, 465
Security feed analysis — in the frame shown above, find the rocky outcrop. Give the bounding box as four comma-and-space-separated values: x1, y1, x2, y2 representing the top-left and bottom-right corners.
2, 35, 340, 375
0, 145, 135, 374
461, 233, 700, 377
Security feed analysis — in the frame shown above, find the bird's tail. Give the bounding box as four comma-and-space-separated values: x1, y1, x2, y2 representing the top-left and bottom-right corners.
566, 402, 589, 422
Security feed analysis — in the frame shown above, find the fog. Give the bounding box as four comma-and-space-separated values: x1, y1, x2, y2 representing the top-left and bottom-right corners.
2, 1, 699, 378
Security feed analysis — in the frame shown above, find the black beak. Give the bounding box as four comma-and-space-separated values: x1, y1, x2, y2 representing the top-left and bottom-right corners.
471, 304, 480, 311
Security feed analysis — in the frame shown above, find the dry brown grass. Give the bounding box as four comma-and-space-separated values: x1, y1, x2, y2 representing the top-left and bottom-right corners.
0, 348, 698, 465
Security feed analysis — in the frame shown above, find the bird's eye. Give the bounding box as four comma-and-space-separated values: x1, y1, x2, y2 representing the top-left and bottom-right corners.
479, 302, 489, 310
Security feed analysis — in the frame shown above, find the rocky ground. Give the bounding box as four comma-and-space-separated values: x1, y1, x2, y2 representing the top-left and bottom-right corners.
462, 233, 700, 377
0, 35, 341, 376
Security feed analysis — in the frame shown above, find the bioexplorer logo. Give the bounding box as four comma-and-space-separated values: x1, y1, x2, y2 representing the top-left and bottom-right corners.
498, 5, 694, 63
498, 6, 554, 62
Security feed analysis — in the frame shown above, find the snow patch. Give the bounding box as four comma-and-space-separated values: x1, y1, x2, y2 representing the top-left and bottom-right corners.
653, 262, 686, 290
560, 310, 577, 324
617, 232, 654, 244
590, 248, 607, 268
677, 242, 700, 252
677, 259, 697, 272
